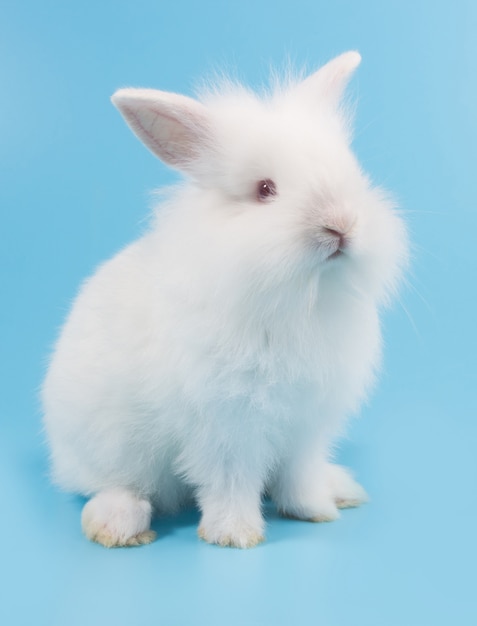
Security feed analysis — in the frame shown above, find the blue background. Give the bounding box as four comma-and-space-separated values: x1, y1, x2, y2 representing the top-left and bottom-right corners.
1, 1, 476, 624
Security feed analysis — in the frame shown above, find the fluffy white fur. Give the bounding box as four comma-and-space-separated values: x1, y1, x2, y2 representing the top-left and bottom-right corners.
42, 52, 408, 548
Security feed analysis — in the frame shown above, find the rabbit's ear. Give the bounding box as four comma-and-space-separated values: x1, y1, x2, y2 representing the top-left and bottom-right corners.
299, 51, 361, 105
111, 88, 210, 170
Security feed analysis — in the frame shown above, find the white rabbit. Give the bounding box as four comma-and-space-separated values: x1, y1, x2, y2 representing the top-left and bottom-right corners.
42, 51, 408, 548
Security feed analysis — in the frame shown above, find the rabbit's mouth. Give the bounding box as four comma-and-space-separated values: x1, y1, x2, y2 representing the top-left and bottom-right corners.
308, 239, 347, 263
325, 238, 350, 261
328, 249, 344, 260
321, 226, 351, 261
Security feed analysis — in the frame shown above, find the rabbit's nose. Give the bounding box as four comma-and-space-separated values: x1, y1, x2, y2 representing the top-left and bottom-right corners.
323, 226, 348, 249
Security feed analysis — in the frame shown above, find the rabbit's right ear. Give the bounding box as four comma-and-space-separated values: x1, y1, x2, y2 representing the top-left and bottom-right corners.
111, 89, 210, 171
298, 51, 361, 107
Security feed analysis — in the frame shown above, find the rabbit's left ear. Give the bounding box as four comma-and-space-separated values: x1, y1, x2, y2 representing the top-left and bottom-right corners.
299, 51, 361, 105
111, 88, 210, 171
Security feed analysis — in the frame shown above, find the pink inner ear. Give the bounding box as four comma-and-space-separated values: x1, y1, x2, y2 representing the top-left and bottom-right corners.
122, 104, 185, 165
112, 89, 210, 170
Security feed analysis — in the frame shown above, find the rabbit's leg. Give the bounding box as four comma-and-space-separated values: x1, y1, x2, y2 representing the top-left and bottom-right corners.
81, 488, 156, 547
178, 408, 269, 548
197, 479, 265, 548
271, 433, 368, 522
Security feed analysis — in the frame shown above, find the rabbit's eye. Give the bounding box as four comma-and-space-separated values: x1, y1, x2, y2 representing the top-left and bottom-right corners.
256, 179, 277, 202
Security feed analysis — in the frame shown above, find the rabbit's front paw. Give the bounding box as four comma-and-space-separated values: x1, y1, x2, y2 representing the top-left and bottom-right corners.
276, 463, 368, 522
198, 519, 264, 548
328, 464, 369, 509
281, 498, 340, 523
81, 488, 156, 548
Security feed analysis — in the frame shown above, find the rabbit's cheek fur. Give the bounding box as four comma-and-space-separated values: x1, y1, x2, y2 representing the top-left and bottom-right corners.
42, 52, 408, 548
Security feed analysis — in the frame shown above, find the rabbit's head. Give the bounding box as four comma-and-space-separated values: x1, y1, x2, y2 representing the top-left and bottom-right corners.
112, 52, 407, 306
